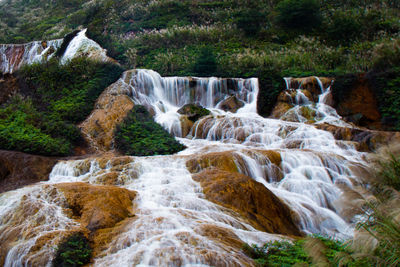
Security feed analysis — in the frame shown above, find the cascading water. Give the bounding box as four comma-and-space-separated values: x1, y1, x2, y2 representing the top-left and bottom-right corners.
0, 39, 62, 74
0, 69, 369, 266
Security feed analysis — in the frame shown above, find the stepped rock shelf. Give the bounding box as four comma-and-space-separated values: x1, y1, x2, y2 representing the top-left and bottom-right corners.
0, 33, 398, 266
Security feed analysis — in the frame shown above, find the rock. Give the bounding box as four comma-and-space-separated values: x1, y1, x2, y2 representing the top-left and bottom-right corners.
177, 103, 210, 122
0, 150, 59, 193
186, 151, 240, 173
79, 77, 135, 152
315, 123, 400, 151
332, 74, 381, 129
290, 77, 333, 100
55, 182, 136, 232
192, 169, 302, 236
180, 115, 194, 137
217, 95, 245, 113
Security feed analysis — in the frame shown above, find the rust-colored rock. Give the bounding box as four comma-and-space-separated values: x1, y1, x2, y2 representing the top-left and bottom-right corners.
56, 182, 136, 231
180, 115, 194, 137
79, 78, 134, 152
0, 150, 59, 193
192, 169, 301, 236
333, 74, 381, 129
271, 102, 293, 118
186, 151, 239, 173
290, 77, 333, 100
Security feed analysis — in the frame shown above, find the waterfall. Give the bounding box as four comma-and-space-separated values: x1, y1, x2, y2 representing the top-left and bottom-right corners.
0, 39, 62, 74
0, 69, 371, 266
0, 29, 111, 74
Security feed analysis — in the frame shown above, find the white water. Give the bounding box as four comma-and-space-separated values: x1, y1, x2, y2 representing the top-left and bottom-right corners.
0, 69, 369, 266
280, 77, 351, 127
0, 39, 62, 73
0, 29, 110, 74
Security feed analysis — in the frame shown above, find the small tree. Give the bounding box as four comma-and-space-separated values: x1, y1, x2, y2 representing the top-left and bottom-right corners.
275, 0, 322, 31
193, 46, 217, 76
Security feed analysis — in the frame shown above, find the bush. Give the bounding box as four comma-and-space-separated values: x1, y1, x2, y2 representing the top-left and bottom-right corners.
0, 58, 124, 156
275, 0, 322, 31
115, 106, 186, 156
53, 233, 92, 267
193, 46, 218, 76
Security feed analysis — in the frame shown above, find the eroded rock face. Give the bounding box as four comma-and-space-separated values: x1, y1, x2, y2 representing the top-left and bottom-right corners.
55, 182, 136, 232
0, 150, 59, 193
79, 78, 134, 152
192, 169, 301, 236
332, 74, 381, 129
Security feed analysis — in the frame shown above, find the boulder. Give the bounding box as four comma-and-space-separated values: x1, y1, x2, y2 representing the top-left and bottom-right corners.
217, 95, 245, 113
55, 182, 136, 232
177, 103, 210, 122
0, 150, 59, 193
192, 169, 301, 236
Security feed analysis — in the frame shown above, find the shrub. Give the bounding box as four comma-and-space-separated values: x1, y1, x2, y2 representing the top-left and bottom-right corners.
193, 46, 218, 76
53, 233, 92, 267
275, 0, 322, 31
115, 106, 186, 156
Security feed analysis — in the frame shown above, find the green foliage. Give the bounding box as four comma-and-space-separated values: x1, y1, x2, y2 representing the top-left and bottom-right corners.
115, 106, 186, 156
53, 233, 92, 267
0, 58, 123, 156
368, 67, 400, 130
193, 46, 217, 76
378, 154, 400, 192
275, 0, 322, 31
235, 8, 266, 36
243, 235, 353, 266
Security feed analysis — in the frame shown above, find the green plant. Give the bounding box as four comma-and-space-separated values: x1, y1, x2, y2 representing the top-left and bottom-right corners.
53, 233, 92, 267
114, 105, 186, 156
275, 0, 322, 31
193, 46, 217, 76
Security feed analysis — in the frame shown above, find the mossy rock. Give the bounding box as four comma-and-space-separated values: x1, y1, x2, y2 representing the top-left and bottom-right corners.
177, 103, 210, 122
115, 105, 186, 156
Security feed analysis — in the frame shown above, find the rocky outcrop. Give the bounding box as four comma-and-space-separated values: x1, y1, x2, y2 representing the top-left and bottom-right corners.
217, 95, 245, 113
0, 150, 59, 193
192, 169, 301, 236
55, 182, 136, 232
332, 74, 381, 129
79, 77, 135, 152
177, 103, 210, 122
316, 123, 400, 151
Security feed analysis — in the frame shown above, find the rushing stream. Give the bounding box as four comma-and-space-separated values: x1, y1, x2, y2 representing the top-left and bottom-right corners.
0, 69, 368, 266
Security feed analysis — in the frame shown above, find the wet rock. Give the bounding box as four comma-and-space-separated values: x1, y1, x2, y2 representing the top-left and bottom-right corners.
217, 95, 245, 113
177, 103, 210, 122
0, 150, 59, 193
290, 77, 333, 100
315, 123, 400, 151
186, 151, 240, 173
192, 169, 302, 236
79, 77, 135, 152
180, 115, 194, 137
56, 182, 136, 232
271, 102, 293, 119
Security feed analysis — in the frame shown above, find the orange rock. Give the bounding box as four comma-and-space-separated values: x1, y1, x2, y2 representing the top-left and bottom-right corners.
186, 151, 239, 173
79, 85, 134, 152
180, 115, 194, 137
55, 182, 136, 231
271, 102, 293, 119
192, 169, 302, 236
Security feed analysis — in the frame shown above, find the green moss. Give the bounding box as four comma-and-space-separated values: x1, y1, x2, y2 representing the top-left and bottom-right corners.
53, 233, 92, 267
115, 106, 186, 156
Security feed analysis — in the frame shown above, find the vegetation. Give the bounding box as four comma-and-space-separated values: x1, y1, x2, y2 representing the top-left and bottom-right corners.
114, 105, 186, 156
0, 58, 123, 156
53, 232, 92, 267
